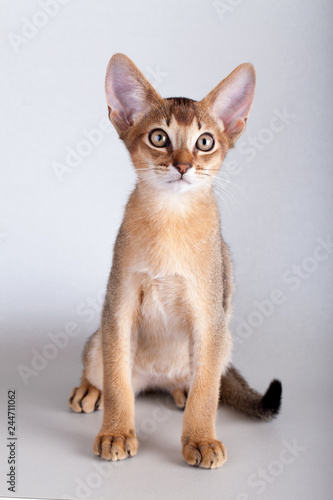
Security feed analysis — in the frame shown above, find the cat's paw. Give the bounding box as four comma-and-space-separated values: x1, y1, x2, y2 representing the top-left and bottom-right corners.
93, 432, 138, 461
182, 439, 227, 469
172, 388, 188, 410
68, 384, 103, 413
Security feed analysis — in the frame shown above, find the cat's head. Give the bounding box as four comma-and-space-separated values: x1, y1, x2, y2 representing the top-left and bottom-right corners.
105, 54, 255, 194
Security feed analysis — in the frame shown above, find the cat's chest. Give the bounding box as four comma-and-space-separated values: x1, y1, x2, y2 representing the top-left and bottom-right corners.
129, 223, 203, 276
124, 194, 220, 275
138, 272, 189, 335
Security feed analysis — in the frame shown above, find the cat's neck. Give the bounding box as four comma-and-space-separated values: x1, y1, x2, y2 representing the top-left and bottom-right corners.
127, 182, 220, 226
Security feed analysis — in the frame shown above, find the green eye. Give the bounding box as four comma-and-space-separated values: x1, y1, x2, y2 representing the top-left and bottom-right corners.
196, 133, 214, 152
149, 129, 170, 148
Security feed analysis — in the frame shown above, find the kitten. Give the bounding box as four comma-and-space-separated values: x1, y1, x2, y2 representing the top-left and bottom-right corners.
68, 54, 282, 469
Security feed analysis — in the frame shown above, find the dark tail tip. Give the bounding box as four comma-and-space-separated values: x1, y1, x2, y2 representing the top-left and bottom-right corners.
262, 379, 282, 418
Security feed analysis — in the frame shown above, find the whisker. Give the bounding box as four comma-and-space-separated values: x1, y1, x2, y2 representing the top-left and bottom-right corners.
213, 187, 233, 217
214, 177, 245, 200
214, 183, 242, 211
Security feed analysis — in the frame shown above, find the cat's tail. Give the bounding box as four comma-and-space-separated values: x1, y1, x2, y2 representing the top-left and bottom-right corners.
219, 364, 282, 421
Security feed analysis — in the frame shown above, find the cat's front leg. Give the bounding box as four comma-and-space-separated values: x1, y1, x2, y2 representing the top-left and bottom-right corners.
93, 272, 140, 461
181, 285, 228, 469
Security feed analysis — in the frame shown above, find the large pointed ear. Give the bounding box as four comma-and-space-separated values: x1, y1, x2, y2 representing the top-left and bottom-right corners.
202, 63, 256, 145
105, 53, 162, 133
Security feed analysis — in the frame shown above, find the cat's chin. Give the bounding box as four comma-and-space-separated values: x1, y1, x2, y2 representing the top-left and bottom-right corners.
164, 178, 197, 193
168, 178, 190, 188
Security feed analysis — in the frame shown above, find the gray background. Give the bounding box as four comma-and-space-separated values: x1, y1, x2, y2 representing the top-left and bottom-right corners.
0, 0, 332, 499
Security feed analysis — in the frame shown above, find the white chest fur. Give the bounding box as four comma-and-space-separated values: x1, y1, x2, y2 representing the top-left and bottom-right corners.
131, 271, 192, 393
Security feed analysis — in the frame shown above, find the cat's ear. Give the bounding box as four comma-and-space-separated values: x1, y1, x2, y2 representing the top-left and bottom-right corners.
202, 63, 256, 145
105, 53, 162, 133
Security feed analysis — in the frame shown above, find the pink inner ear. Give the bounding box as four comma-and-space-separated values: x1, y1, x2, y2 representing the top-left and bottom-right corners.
105, 58, 150, 128
212, 68, 255, 135
113, 73, 145, 122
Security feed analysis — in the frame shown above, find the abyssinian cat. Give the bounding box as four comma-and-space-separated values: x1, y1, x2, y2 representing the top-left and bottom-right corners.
68, 53, 282, 469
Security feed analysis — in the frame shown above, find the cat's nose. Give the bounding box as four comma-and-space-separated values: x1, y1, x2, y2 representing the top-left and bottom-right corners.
173, 163, 192, 175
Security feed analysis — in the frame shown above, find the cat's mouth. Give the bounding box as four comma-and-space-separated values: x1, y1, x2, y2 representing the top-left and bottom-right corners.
167, 177, 190, 185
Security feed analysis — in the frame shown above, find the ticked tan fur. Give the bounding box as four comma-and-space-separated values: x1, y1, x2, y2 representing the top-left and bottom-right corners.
69, 54, 260, 468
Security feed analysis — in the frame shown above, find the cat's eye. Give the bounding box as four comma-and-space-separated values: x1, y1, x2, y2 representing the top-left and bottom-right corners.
196, 133, 214, 152
149, 129, 170, 148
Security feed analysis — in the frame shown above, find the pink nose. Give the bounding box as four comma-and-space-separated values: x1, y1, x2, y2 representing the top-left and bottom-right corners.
173, 163, 192, 174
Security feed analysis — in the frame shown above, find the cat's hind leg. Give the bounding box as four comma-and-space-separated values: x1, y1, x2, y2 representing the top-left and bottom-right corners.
68, 377, 103, 413
172, 388, 188, 410
68, 329, 103, 413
